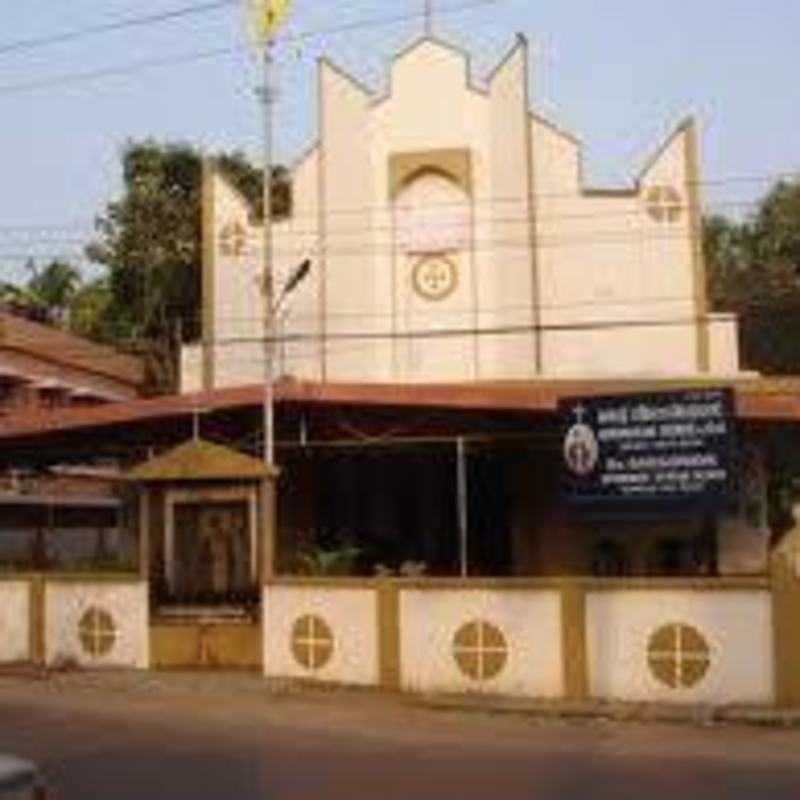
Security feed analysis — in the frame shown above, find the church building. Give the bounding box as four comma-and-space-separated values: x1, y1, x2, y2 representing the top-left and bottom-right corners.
2, 30, 800, 706
183, 34, 744, 392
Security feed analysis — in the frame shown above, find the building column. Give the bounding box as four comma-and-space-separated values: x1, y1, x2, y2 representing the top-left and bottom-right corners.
376, 581, 401, 690
260, 477, 277, 581
560, 580, 589, 701
772, 551, 800, 707
29, 576, 46, 668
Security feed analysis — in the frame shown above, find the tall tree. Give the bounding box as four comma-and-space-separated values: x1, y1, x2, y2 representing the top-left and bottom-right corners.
27, 259, 81, 312
86, 140, 290, 393
69, 278, 115, 342
705, 179, 800, 375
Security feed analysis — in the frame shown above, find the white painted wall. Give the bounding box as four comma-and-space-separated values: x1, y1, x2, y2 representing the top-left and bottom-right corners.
399, 589, 563, 698
180, 344, 203, 394
209, 174, 265, 353
0, 581, 30, 663
586, 590, 774, 704
263, 585, 379, 686
479, 39, 537, 380
708, 313, 741, 375
44, 581, 149, 669
395, 174, 474, 381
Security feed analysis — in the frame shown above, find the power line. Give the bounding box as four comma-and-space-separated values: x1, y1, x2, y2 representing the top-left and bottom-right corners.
0, 0, 239, 58
0, 223, 781, 273
0, 170, 794, 234
0, 46, 239, 97
0, 0, 498, 97
0, 197, 769, 242
0, 298, 737, 367
279, 0, 497, 45
198, 313, 729, 348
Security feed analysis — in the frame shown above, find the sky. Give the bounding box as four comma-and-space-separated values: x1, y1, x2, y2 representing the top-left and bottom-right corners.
0, 0, 798, 282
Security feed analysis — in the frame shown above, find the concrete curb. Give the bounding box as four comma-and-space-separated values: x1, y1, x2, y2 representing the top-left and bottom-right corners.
2, 667, 799, 728
411, 694, 800, 728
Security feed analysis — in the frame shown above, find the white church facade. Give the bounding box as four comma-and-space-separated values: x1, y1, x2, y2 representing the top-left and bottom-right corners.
183, 34, 743, 393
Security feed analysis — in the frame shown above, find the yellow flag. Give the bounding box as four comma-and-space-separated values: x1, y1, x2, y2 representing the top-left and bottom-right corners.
249, 0, 293, 43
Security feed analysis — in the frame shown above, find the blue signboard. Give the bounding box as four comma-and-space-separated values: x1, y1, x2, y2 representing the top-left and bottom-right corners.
560, 388, 737, 509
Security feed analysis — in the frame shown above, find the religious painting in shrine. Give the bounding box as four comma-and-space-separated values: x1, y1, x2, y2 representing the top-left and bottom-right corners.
172, 501, 252, 598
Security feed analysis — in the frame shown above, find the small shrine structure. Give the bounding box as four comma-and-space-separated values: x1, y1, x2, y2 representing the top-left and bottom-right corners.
130, 438, 278, 608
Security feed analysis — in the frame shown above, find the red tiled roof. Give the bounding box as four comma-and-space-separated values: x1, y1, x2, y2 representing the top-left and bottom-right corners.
0, 311, 144, 388
0, 376, 800, 442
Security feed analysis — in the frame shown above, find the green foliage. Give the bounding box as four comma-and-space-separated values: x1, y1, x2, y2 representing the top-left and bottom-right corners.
705, 179, 800, 375
294, 546, 362, 576
68, 278, 116, 342
0, 259, 81, 326
85, 140, 291, 393
27, 260, 81, 314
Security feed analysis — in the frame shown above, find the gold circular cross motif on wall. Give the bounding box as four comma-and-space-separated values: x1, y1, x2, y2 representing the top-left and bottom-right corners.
291, 614, 334, 671
644, 185, 683, 223
452, 620, 508, 681
78, 607, 117, 658
219, 220, 249, 258
647, 623, 711, 689
412, 256, 458, 301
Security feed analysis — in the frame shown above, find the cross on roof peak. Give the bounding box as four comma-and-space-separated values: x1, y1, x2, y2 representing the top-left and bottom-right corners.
424, 0, 434, 38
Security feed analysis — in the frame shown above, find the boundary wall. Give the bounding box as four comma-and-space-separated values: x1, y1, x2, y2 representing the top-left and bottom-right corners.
262, 577, 790, 706
0, 574, 149, 669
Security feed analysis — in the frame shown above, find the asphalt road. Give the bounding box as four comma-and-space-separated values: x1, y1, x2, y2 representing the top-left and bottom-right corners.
1, 672, 799, 799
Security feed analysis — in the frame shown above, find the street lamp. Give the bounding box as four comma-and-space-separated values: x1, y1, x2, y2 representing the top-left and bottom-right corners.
244, 0, 296, 467
264, 258, 311, 466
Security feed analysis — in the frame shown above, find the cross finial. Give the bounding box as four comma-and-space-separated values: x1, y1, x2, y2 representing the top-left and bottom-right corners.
424, 0, 433, 37
574, 403, 587, 424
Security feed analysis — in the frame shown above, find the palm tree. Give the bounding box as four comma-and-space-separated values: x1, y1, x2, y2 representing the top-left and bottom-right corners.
26, 260, 81, 325
0, 260, 81, 326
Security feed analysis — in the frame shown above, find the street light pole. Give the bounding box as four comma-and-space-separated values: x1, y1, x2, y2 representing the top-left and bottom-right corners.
260, 41, 276, 467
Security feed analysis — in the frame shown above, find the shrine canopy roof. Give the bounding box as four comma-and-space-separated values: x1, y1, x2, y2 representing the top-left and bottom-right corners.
128, 438, 276, 483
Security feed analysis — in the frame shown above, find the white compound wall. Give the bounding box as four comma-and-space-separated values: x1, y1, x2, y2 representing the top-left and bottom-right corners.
263, 585, 379, 686
399, 589, 563, 698
44, 580, 149, 669
586, 589, 774, 704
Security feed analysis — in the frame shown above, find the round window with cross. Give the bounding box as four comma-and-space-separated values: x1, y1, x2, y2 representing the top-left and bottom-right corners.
78, 607, 118, 658
452, 620, 508, 681
412, 255, 458, 301
647, 622, 711, 689
291, 614, 334, 671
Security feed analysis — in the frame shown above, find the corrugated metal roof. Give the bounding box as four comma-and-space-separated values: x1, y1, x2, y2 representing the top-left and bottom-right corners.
0, 311, 144, 388
0, 376, 799, 444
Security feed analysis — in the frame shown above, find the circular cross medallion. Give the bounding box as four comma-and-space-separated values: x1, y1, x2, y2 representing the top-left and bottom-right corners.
452, 620, 508, 681
644, 186, 683, 223
78, 607, 117, 658
647, 623, 710, 689
412, 256, 457, 301
219, 220, 249, 258
291, 614, 334, 671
